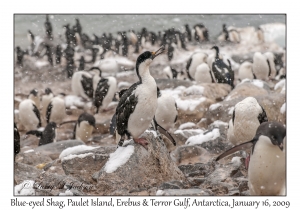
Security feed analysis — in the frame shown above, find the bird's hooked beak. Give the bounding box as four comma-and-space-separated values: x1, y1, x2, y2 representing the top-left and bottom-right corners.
151, 46, 165, 59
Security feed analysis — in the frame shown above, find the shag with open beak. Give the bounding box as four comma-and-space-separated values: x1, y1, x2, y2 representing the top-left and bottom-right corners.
115, 46, 165, 149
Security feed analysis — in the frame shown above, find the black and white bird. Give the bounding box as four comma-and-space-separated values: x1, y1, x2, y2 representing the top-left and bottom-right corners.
238, 61, 256, 81
163, 66, 178, 79
28, 89, 40, 109
227, 97, 268, 146
217, 121, 286, 195
46, 93, 66, 125
186, 52, 208, 80
264, 52, 276, 80
41, 88, 54, 126
73, 112, 96, 142
26, 122, 57, 146
211, 46, 234, 88
252, 52, 270, 81
14, 123, 20, 159
193, 24, 209, 42
44, 14, 53, 40
88, 67, 117, 113
194, 63, 215, 83
115, 46, 165, 148
154, 89, 178, 132
18, 98, 41, 131
71, 70, 93, 100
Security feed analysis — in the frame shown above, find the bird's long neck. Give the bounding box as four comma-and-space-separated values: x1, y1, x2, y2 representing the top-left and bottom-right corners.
137, 64, 152, 83
215, 48, 220, 59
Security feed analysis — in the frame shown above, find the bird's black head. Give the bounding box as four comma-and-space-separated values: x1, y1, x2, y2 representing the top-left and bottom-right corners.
30, 89, 38, 96
78, 112, 96, 128
48, 122, 57, 129
256, 122, 286, 151
89, 67, 102, 77
136, 46, 165, 80
45, 88, 52, 95
211, 46, 220, 58
76, 18, 79, 23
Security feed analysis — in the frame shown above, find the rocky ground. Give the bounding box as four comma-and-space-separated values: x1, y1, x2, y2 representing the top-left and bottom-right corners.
14, 40, 286, 196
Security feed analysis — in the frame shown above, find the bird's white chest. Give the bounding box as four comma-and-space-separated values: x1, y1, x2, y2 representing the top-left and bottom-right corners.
248, 136, 286, 195
127, 78, 157, 138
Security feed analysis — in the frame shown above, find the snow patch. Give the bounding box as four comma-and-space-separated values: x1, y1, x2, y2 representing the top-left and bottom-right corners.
183, 85, 204, 95
274, 79, 285, 90
211, 120, 228, 127
156, 190, 164, 195
176, 97, 206, 111
15, 180, 35, 195
24, 149, 34, 154
59, 189, 73, 196
280, 103, 286, 114
59, 145, 99, 159
65, 95, 86, 108
62, 152, 94, 161
209, 103, 222, 111
179, 122, 196, 130
186, 128, 220, 145
104, 145, 135, 173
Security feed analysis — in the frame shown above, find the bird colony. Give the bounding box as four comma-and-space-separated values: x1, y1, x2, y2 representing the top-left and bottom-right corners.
14, 15, 286, 196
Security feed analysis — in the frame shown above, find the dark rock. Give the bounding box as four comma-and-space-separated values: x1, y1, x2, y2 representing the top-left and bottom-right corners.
187, 177, 206, 186
16, 151, 52, 166
156, 189, 212, 196
14, 162, 42, 185
171, 145, 211, 165
178, 162, 215, 178
158, 180, 186, 190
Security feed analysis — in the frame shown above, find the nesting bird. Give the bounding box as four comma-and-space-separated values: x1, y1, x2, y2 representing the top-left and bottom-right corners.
252, 52, 270, 81
73, 112, 96, 142
26, 122, 57, 146
115, 46, 165, 148
238, 61, 256, 81
28, 89, 40, 109
227, 97, 268, 146
71, 70, 93, 100
41, 88, 54, 126
194, 63, 214, 83
264, 52, 276, 80
217, 121, 286, 195
88, 67, 117, 113
193, 24, 209, 42
46, 93, 66, 125
211, 46, 234, 88
186, 52, 208, 80
18, 92, 41, 131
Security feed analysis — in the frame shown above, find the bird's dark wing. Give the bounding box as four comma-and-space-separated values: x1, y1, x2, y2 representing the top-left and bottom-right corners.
81, 75, 93, 98
258, 105, 268, 124
110, 113, 117, 135
94, 78, 109, 113
26, 130, 43, 138
46, 102, 53, 124
186, 56, 194, 80
153, 117, 176, 146
116, 82, 140, 136
216, 141, 253, 161
266, 59, 271, 77
32, 103, 41, 127
14, 123, 20, 157
232, 109, 235, 125
73, 122, 77, 139
40, 124, 56, 146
